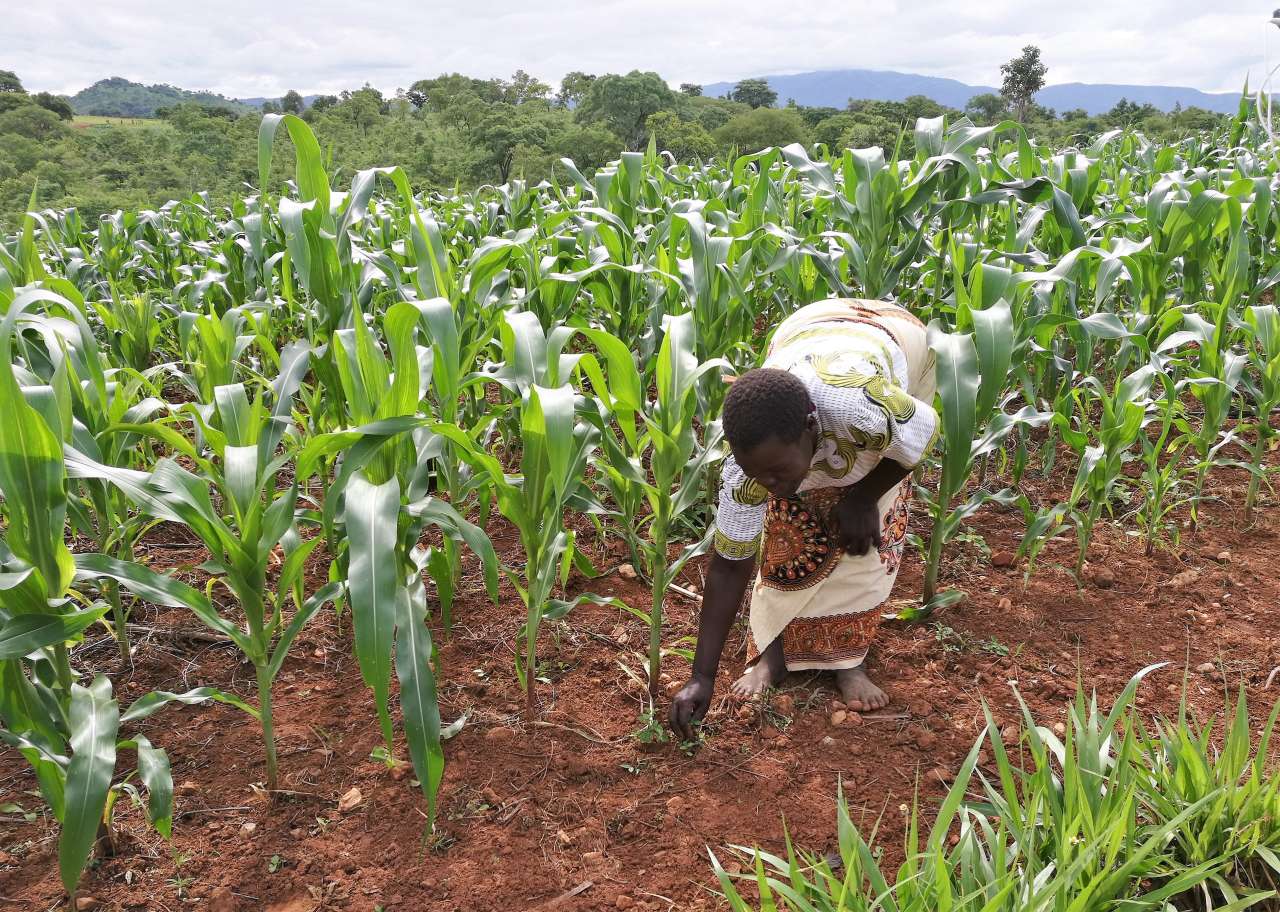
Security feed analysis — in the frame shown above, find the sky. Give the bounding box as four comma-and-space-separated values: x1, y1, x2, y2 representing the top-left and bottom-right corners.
8, 1, 1276, 99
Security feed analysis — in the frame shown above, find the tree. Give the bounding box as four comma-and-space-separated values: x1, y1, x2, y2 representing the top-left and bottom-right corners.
576, 71, 676, 150
1000, 45, 1047, 122
336, 86, 384, 134
965, 92, 1008, 123
281, 90, 305, 114
552, 122, 622, 172
310, 94, 338, 113
0, 104, 64, 140
0, 70, 24, 94
261, 100, 281, 114
730, 78, 777, 109
713, 107, 809, 152
503, 69, 550, 105
556, 71, 596, 108
645, 111, 716, 160
679, 83, 703, 97
476, 104, 551, 182
32, 92, 73, 121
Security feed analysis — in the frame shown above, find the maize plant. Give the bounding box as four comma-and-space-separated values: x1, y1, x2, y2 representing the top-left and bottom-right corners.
579, 312, 726, 699
0, 291, 249, 900
67, 364, 341, 793
303, 297, 498, 822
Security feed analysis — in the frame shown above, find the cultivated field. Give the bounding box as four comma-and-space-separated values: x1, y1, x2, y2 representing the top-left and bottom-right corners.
2, 107, 1279, 910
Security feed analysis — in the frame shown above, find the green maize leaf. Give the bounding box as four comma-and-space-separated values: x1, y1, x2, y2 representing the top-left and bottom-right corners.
59, 675, 118, 894
929, 327, 979, 488
266, 581, 344, 681
119, 687, 258, 724
394, 579, 444, 826
131, 734, 173, 839
345, 471, 401, 747
0, 604, 111, 659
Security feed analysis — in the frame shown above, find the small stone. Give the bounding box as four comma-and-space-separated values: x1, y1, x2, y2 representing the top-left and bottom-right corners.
773, 694, 795, 716
991, 551, 1016, 568
908, 699, 933, 718
1000, 723, 1019, 744
484, 726, 514, 745
556, 828, 573, 845
239, 821, 257, 837
481, 787, 501, 806
927, 767, 953, 785
913, 729, 938, 751
208, 886, 237, 912
996, 596, 1013, 611
389, 760, 412, 781
1166, 569, 1200, 589
664, 680, 681, 698
176, 780, 199, 796
821, 736, 836, 746
75, 898, 100, 911
665, 795, 684, 815
617, 563, 638, 581
736, 704, 755, 720
830, 709, 848, 726
312, 647, 326, 658
1196, 662, 1217, 675
976, 749, 990, 765
1053, 722, 1066, 736
1090, 566, 1116, 589
1216, 550, 1231, 563
337, 786, 363, 813
615, 895, 635, 909
583, 850, 604, 865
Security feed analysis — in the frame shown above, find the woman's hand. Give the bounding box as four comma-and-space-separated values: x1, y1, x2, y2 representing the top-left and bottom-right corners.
668, 674, 714, 741
832, 486, 882, 556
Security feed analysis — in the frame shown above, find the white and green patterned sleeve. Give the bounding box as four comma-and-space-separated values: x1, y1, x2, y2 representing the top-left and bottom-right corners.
712, 454, 767, 560
801, 348, 940, 470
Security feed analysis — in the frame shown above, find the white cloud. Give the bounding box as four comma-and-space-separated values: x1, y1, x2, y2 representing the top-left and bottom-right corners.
8, 0, 1274, 98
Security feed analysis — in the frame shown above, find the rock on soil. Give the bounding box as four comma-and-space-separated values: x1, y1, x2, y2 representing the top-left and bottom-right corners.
337, 786, 363, 813
1089, 566, 1116, 589
991, 550, 1016, 568
830, 710, 847, 726
208, 887, 236, 912
1166, 569, 1201, 589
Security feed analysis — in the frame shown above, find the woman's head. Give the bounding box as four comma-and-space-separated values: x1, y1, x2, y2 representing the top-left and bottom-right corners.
723, 368, 817, 498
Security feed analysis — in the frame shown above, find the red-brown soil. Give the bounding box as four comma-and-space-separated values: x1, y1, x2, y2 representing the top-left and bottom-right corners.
3, 466, 1279, 912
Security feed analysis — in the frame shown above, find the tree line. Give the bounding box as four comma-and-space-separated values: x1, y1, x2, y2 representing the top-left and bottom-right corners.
0, 50, 1230, 228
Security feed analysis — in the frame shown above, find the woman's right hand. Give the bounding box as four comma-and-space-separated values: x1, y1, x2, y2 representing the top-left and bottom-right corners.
668, 674, 714, 741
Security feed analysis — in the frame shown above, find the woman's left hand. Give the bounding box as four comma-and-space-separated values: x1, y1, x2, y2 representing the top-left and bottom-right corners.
831, 487, 882, 556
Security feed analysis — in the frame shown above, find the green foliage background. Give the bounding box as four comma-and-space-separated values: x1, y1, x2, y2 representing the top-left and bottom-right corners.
0, 67, 1229, 228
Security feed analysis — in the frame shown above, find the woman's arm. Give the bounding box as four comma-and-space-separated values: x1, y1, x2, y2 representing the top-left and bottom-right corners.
668, 552, 756, 739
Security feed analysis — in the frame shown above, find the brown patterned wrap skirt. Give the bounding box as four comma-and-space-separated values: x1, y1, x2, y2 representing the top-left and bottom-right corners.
746, 479, 910, 671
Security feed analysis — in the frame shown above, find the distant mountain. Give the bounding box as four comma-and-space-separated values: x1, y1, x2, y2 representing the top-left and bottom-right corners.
235, 94, 321, 110
702, 69, 1242, 115
71, 78, 253, 117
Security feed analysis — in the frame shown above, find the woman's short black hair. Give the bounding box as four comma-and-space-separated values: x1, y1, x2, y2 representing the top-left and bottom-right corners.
722, 368, 812, 451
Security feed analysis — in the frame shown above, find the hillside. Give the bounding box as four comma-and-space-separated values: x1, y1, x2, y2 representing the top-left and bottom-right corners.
236, 93, 320, 109
71, 77, 253, 117
703, 69, 1242, 115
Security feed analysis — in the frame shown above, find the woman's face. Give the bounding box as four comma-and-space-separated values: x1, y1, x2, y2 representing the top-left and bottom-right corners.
733, 422, 817, 499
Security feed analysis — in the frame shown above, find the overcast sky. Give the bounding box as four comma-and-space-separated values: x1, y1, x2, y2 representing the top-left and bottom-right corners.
10, 1, 1276, 99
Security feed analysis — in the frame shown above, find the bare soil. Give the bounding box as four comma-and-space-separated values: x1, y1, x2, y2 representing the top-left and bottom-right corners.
3, 466, 1279, 912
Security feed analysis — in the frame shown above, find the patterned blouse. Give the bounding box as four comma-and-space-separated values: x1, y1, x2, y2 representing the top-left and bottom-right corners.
712, 300, 939, 561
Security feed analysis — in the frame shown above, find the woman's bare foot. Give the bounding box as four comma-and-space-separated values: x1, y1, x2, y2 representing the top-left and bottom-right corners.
731, 638, 786, 699
835, 666, 888, 711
